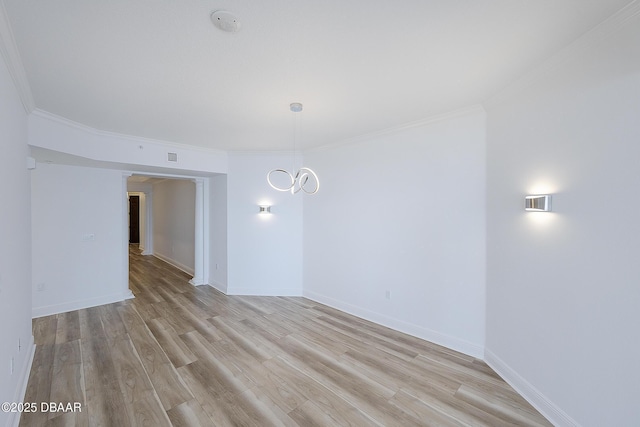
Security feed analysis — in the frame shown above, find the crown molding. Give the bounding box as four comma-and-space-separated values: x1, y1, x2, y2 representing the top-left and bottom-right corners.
485, 0, 640, 109
31, 108, 226, 155
0, 1, 34, 113
308, 104, 486, 153
227, 149, 297, 156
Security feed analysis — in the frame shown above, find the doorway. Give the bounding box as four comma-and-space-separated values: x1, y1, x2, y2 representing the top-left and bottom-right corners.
125, 174, 210, 287
129, 195, 140, 244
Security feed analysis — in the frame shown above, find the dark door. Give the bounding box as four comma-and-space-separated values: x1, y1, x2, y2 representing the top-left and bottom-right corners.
129, 195, 140, 244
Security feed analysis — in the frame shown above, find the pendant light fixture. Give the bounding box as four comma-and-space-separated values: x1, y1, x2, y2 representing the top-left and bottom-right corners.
267, 102, 320, 195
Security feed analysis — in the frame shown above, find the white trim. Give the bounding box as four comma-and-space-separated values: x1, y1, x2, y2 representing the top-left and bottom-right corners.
0, 1, 34, 113
190, 178, 205, 286
31, 109, 226, 155
484, 348, 580, 427
122, 173, 132, 299
303, 289, 484, 359
207, 281, 227, 294
142, 190, 153, 255
485, 0, 640, 109
308, 104, 486, 153
9, 336, 35, 427
188, 278, 203, 286
226, 106, 485, 155
32, 291, 133, 318
228, 287, 303, 297
202, 178, 210, 285
153, 252, 195, 276
130, 171, 217, 181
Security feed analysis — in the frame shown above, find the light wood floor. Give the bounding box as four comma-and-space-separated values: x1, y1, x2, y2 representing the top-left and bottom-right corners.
21, 246, 552, 426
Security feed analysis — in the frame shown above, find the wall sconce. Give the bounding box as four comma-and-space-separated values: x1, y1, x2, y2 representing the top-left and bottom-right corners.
258, 205, 271, 214
525, 195, 551, 212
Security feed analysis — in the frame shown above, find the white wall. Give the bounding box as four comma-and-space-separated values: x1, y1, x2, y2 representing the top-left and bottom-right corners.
485, 18, 640, 427
209, 174, 228, 292
0, 43, 34, 427
152, 179, 195, 274
303, 109, 487, 357
31, 163, 129, 317
226, 152, 303, 295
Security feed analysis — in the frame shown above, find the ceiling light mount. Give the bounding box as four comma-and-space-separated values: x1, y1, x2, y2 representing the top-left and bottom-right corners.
210, 10, 241, 33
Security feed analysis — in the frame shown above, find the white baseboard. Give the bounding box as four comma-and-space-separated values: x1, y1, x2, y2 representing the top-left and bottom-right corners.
206, 281, 227, 294
303, 289, 484, 359
9, 336, 35, 427
484, 348, 579, 427
153, 252, 194, 276
227, 287, 303, 297
31, 291, 132, 318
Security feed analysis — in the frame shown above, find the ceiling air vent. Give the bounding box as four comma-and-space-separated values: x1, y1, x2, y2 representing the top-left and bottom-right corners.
167, 152, 178, 162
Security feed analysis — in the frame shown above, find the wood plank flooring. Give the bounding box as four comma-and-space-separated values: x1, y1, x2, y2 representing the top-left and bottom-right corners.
20, 246, 552, 426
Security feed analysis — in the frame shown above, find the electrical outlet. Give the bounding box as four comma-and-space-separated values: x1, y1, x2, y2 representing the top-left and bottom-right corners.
385, 290, 391, 300
36, 283, 46, 292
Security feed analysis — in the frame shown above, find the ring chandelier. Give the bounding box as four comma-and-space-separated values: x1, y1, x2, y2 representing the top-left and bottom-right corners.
267, 103, 320, 195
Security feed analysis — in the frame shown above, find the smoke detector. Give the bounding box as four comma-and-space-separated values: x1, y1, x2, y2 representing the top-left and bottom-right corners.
211, 10, 241, 33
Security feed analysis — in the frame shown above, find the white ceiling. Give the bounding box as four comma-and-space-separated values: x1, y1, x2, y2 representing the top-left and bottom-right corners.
3, 0, 632, 151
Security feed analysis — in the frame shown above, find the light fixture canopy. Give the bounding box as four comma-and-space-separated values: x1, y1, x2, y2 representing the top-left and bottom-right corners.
267, 103, 320, 195
525, 194, 551, 211
210, 10, 241, 33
